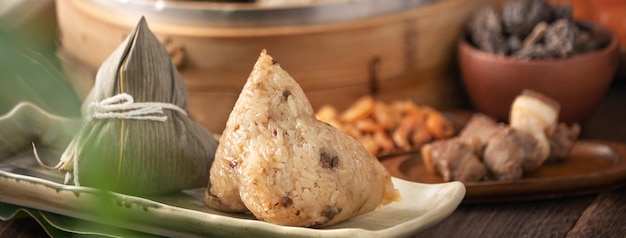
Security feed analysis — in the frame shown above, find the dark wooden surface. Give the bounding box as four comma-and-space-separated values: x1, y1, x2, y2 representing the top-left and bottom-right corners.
2, 82, 626, 238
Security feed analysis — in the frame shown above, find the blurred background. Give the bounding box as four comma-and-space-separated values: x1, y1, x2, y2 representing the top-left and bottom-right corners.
0, 0, 81, 117
0, 0, 624, 133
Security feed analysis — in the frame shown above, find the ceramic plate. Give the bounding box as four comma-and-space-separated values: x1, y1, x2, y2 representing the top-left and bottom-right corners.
382, 140, 626, 203
0, 149, 465, 237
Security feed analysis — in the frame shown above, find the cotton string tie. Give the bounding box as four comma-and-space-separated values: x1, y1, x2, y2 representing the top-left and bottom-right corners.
88, 93, 186, 122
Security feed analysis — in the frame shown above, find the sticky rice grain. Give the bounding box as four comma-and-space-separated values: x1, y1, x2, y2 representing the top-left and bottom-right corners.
205, 50, 400, 227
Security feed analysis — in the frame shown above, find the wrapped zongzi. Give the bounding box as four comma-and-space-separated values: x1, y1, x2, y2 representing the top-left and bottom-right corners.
47, 17, 217, 196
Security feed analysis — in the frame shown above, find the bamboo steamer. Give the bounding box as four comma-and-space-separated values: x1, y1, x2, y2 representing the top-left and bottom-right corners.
56, 0, 498, 133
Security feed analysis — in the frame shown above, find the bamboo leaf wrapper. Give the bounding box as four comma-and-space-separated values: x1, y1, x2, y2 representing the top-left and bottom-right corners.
58, 17, 217, 196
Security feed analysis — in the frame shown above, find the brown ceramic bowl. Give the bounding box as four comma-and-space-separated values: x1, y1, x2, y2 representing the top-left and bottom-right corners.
459, 21, 620, 124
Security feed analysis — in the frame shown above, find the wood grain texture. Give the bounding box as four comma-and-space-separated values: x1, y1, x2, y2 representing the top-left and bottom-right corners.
415, 196, 595, 238
566, 187, 626, 238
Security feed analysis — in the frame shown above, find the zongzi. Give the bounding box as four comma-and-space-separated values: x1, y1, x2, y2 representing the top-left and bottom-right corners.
46, 17, 218, 196
205, 50, 400, 227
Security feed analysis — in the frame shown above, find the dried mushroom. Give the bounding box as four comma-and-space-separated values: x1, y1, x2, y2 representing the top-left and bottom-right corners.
466, 0, 604, 60
544, 19, 577, 57
550, 3, 573, 20
467, 6, 507, 55
502, 0, 552, 39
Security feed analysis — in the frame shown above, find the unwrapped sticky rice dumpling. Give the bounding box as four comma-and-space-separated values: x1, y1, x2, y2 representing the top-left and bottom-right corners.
49, 17, 218, 196
205, 50, 401, 227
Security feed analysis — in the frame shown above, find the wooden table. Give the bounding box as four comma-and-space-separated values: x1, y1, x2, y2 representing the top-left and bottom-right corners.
2, 81, 626, 237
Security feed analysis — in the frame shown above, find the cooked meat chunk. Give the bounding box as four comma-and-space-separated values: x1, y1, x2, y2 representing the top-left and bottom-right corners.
421, 91, 576, 182
547, 123, 581, 162
510, 90, 560, 165
459, 113, 503, 146
484, 127, 541, 180
421, 138, 488, 182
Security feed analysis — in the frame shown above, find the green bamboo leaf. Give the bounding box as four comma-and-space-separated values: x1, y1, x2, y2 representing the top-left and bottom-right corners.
0, 30, 81, 117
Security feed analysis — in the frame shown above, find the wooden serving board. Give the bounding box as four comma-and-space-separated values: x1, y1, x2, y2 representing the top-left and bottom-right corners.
382, 140, 626, 203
